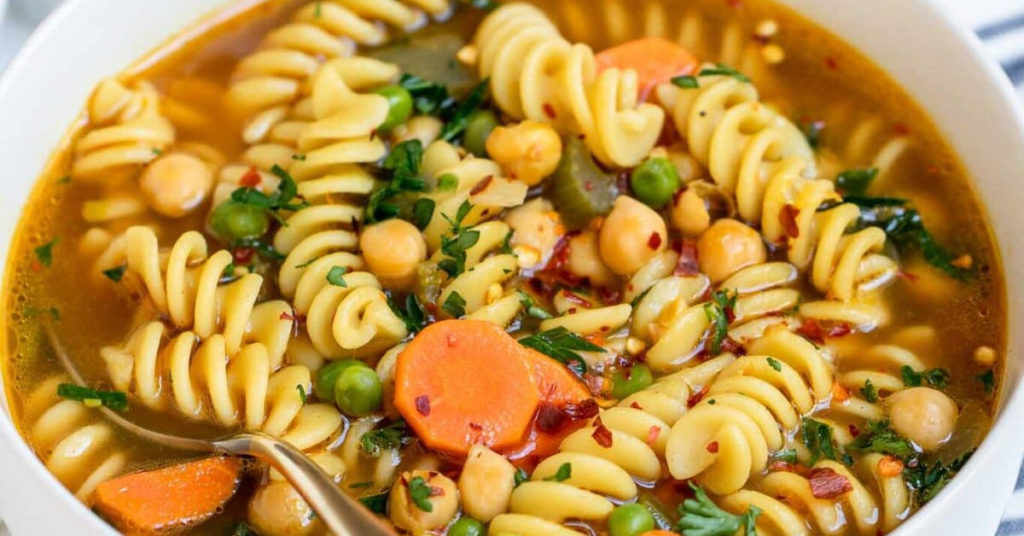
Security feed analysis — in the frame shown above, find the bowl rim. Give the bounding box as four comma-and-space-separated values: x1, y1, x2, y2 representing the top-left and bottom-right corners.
0, 0, 1022, 534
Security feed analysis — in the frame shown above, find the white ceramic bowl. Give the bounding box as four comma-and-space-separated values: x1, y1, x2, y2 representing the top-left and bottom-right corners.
0, 1, 1022, 535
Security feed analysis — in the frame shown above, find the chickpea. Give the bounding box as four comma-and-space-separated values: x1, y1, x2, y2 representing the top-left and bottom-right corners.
568, 230, 617, 287
248, 481, 318, 536
696, 218, 766, 282
139, 152, 214, 218
458, 444, 516, 521
505, 198, 564, 267
389, 470, 459, 533
360, 219, 428, 289
670, 187, 711, 236
888, 387, 958, 451
393, 115, 443, 147
485, 120, 562, 186
599, 196, 668, 276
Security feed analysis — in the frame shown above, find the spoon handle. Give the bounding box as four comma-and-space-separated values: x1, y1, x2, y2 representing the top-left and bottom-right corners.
221, 432, 396, 536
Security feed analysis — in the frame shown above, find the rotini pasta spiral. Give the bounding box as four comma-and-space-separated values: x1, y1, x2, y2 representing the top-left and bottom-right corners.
303, 270, 409, 359
98, 226, 293, 367
23, 377, 128, 502
72, 79, 175, 181
472, 3, 665, 168
665, 327, 834, 494
100, 321, 343, 449
436, 221, 523, 327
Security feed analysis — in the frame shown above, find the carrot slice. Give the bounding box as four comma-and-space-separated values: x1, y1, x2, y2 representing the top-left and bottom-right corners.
394, 320, 541, 456
93, 457, 242, 534
524, 347, 591, 406
595, 38, 699, 99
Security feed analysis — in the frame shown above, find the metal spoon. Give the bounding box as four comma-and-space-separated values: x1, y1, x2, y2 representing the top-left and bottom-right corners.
45, 324, 396, 536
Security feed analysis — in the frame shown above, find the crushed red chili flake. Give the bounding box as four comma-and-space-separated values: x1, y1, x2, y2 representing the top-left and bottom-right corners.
592, 418, 613, 448
825, 56, 839, 70
239, 166, 261, 188
470, 175, 494, 196
848, 424, 860, 438
647, 232, 663, 250
415, 395, 431, 416
807, 467, 853, 499
796, 319, 852, 344
563, 398, 600, 420
706, 441, 720, 453
585, 181, 594, 191
469, 422, 483, 431
893, 123, 911, 136
645, 426, 661, 446
630, 401, 643, 410
561, 290, 593, 308
543, 103, 557, 119
726, 0, 743, 7
446, 333, 459, 347
898, 270, 919, 282
780, 204, 801, 238
687, 385, 709, 408
673, 238, 700, 276
232, 247, 255, 264
279, 311, 303, 323
770, 461, 810, 475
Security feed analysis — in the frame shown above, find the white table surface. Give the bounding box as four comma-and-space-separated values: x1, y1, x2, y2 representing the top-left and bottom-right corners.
0, 1, 1022, 535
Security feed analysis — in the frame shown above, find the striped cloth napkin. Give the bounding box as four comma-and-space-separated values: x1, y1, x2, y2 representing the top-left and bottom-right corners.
0, 1, 1021, 535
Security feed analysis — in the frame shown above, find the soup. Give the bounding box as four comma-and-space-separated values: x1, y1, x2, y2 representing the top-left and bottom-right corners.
1, 0, 1005, 534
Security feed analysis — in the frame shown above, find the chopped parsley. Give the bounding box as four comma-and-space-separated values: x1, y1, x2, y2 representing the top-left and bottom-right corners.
407, 476, 435, 512
397, 73, 491, 142
326, 266, 349, 287
517, 290, 553, 319
677, 482, 760, 536
845, 420, 916, 459
437, 201, 480, 277
228, 165, 307, 224
671, 75, 700, 89
400, 74, 453, 116
766, 357, 782, 372
388, 294, 427, 334
543, 462, 572, 482
440, 78, 490, 142
359, 492, 389, 515
518, 327, 604, 376
836, 167, 879, 196
437, 173, 459, 192
698, 63, 751, 83
360, 420, 411, 456
514, 467, 530, 487
772, 449, 798, 464
366, 140, 427, 223
442, 291, 467, 318
801, 418, 844, 465
102, 264, 127, 283
860, 379, 879, 403
296, 384, 307, 403
57, 383, 127, 412
703, 290, 737, 355
903, 450, 975, 506
35, 238, 58, 267
412, 198, 435, 230
231, 238, 286, 262
901, 366, 950, 389
976, 369, 996, 395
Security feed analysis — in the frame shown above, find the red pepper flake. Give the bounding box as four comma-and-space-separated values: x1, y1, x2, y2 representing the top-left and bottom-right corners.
446, 333, 459, 347
770, 461, 809, 475
726, 0, 743, 7
630, 401, 643, 410
415, 395, 431, 416
647, 232, 663, 250
780, 204, 801, 238
584, 181, 594, 192
807, 467, 853, 499
645, 426, 661, 446
239, 166, 262, 188
825, 56, 839, 70
706, 441, 720, 453
536, 403, 569, 433
592, 418, 613, 448
468, 422, 483, 431
672, 238, 700, 276
848, 424, 860, 438
898, 270, 919, 282
796, 319, 852, 344
470, 175, 494, 196
232, 247, 255, 264
893, 123, 911, 136
687, 385, 709, 408
542, 103, 557, 119
563, 398, 600, 420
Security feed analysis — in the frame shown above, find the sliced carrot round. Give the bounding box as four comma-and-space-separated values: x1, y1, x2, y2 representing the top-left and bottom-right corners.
524, 347, 592, 406
595, 38, 699, 99
394, 320, 541, 456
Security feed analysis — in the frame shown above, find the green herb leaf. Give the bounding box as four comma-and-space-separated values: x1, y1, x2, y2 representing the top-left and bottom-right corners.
677, 482, 761, 536
57, 383, 127, 412
801, 418, 841, 465
836, 168, 879, 196
671, 75, 700, 89
903, 450, 974, 505
296, 384, 307, 404
518, 327, 604, 376
388, 294, 427, 334
102, 264, 127, 283
440, 78, 491, 142
400, 74, 453, 116
544, 462, 572, 482
348, 481, 373, 489
442, 291, 467, 318
35, 238, 58, 268
772, 449, 798, 464
846, 420, 916, 459
766, 357, 782, 372
860, 379, 879, 403
412, 198, 435, 230
799, 118, 825, 149
407, 476, 435, 512
514, 467, 529, 488
359, 492, 389, 515
366, 140, 427, 223
901, 366, 950, 389
703, 290, 737, 355
698, 63, 751, 83
517, 290, 553, 319
360, 420, 411, 456
976, 369, 996, 395
327, 266, 349, 287
438, 201, 480, 277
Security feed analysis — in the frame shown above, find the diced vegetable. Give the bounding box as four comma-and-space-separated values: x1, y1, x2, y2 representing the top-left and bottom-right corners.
610, 364, 654, 399
548, 137, 617, 230
210, 201, 270, 240
464, 110, 500, 157
375, 85, 414, 133
608, 503, 657, 536
595, 38, 698, 99
631, 158, 680, 209
334, 365, 384, 416
314, 359, 364, 401
92, 457, 242, 533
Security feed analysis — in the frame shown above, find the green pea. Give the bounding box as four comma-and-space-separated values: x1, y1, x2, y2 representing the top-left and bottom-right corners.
610, 364, 654, 400
209, 200, 269, 240
448, 517, 486, 536
375, 85, 414, 133
630, 157, 680, 209
334, 365, 383, 416
314, 359, 363, 402
463, 109, 499, 157
608, 503, 656, 536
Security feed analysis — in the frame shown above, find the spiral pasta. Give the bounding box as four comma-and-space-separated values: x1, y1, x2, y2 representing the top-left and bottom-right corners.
97, 226, 293, 367
23, 377, 128, 502
665, 327, 834, 494
472, 3, 665, 168
435, 220, 523, 327
100, 321, 343, 449
303, 270, 409, 359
